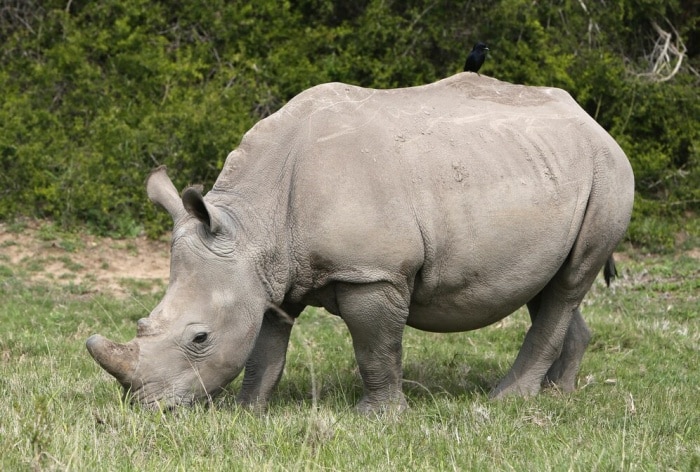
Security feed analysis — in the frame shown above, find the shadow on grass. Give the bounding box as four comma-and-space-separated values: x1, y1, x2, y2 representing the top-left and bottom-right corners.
403, 357, 501, 402
213, 356, 503, 412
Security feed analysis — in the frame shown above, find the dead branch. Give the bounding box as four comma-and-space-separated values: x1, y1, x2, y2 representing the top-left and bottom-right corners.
576, 0, 601, 47
638, 20, 687, 82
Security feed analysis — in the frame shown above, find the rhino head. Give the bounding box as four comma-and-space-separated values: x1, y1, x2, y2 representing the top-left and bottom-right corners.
86, 167, 283, 409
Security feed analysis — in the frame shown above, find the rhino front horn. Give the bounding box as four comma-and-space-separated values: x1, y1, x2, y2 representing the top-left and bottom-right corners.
86, 334, 139, 386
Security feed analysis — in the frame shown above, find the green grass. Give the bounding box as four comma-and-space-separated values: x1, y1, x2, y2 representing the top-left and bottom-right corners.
1, 253, 698, 470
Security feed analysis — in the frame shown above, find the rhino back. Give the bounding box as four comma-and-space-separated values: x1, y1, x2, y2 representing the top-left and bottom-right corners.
215, 75, 625, 328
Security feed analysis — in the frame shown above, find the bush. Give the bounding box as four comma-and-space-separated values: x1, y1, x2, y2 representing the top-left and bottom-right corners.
1, 0, 698, 249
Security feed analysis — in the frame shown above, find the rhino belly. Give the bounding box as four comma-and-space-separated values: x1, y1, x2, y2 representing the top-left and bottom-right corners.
405, 200, 580, 333
406, 258, 550, 333
407, 293, 530, 333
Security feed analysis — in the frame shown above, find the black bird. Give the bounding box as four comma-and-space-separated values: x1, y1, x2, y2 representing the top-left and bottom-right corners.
464, 42, 489, 74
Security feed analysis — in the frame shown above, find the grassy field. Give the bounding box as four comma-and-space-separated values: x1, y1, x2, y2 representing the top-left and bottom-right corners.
1, 231, 698, 470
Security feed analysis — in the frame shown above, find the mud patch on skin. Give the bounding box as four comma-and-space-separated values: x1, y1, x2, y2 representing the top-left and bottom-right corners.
0, 220, 169, 297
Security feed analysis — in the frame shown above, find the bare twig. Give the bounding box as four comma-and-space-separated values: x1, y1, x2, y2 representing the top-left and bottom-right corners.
638, 19, 687, 82
401, 1, 438, 58
0, 0, 39, 35
576, 0, 600, 47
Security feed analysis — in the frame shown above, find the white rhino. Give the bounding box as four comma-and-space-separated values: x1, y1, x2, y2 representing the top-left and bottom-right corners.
87, 74, 634, 413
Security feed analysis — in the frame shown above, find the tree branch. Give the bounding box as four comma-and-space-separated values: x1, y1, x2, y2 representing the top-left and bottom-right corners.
637, 20, 686, 83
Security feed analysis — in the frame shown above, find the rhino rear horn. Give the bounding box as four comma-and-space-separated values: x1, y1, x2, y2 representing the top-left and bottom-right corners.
86, 335, 139, 386
146, 166, 186, 221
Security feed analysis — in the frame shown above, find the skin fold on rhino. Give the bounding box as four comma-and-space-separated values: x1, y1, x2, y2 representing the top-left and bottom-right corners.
86, 73, 634, 413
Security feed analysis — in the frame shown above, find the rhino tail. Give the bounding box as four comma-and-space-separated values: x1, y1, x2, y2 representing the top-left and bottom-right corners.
603, 255, 618, 287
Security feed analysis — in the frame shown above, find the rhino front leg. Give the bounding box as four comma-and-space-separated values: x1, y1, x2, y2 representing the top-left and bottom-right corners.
236, 305, 300, 410
336, 282, 409, 414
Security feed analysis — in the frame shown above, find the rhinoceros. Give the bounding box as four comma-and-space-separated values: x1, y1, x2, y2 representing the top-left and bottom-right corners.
86, 73, 634, 413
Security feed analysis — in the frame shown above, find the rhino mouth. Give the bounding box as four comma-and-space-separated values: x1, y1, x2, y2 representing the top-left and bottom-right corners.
125, 388, 196, 411
123, 382, 218, 411
134, 397, 196, 412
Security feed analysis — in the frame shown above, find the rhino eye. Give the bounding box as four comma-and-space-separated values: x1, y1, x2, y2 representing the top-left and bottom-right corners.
192, 332, 208, 344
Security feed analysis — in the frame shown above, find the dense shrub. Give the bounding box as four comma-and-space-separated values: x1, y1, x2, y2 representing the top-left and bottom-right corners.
1, 0, 698, 249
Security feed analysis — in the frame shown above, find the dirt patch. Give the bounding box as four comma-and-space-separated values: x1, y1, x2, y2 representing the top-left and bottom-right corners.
0, 221, 170, 298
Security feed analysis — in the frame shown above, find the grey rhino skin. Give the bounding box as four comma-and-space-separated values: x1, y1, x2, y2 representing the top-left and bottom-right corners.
87, 73, 634, 413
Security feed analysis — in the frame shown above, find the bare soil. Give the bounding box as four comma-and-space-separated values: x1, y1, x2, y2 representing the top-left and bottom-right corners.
0, 220, 170, 297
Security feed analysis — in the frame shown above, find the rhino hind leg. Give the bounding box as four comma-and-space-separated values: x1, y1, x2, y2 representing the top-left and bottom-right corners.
527, 295, 591, 391
542, 308, 591, 390
490, 281, 580, 399
491, 149, 632, 400
335, 281, 410, 414
490, 255, 605, 400
492, 202, 626, 399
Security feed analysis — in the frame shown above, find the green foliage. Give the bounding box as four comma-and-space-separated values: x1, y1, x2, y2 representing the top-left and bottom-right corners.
0, 0, 698, 249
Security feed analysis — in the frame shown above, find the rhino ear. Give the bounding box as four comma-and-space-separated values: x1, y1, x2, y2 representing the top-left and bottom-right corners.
146, 166, 186, 221
182, 186, 225, 234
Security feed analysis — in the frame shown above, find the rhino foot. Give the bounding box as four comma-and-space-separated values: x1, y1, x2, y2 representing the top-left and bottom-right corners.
235, 395, 271, 414
542, 363, 578, 393
489, 373, 542, 400
355, 393, 408, 416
